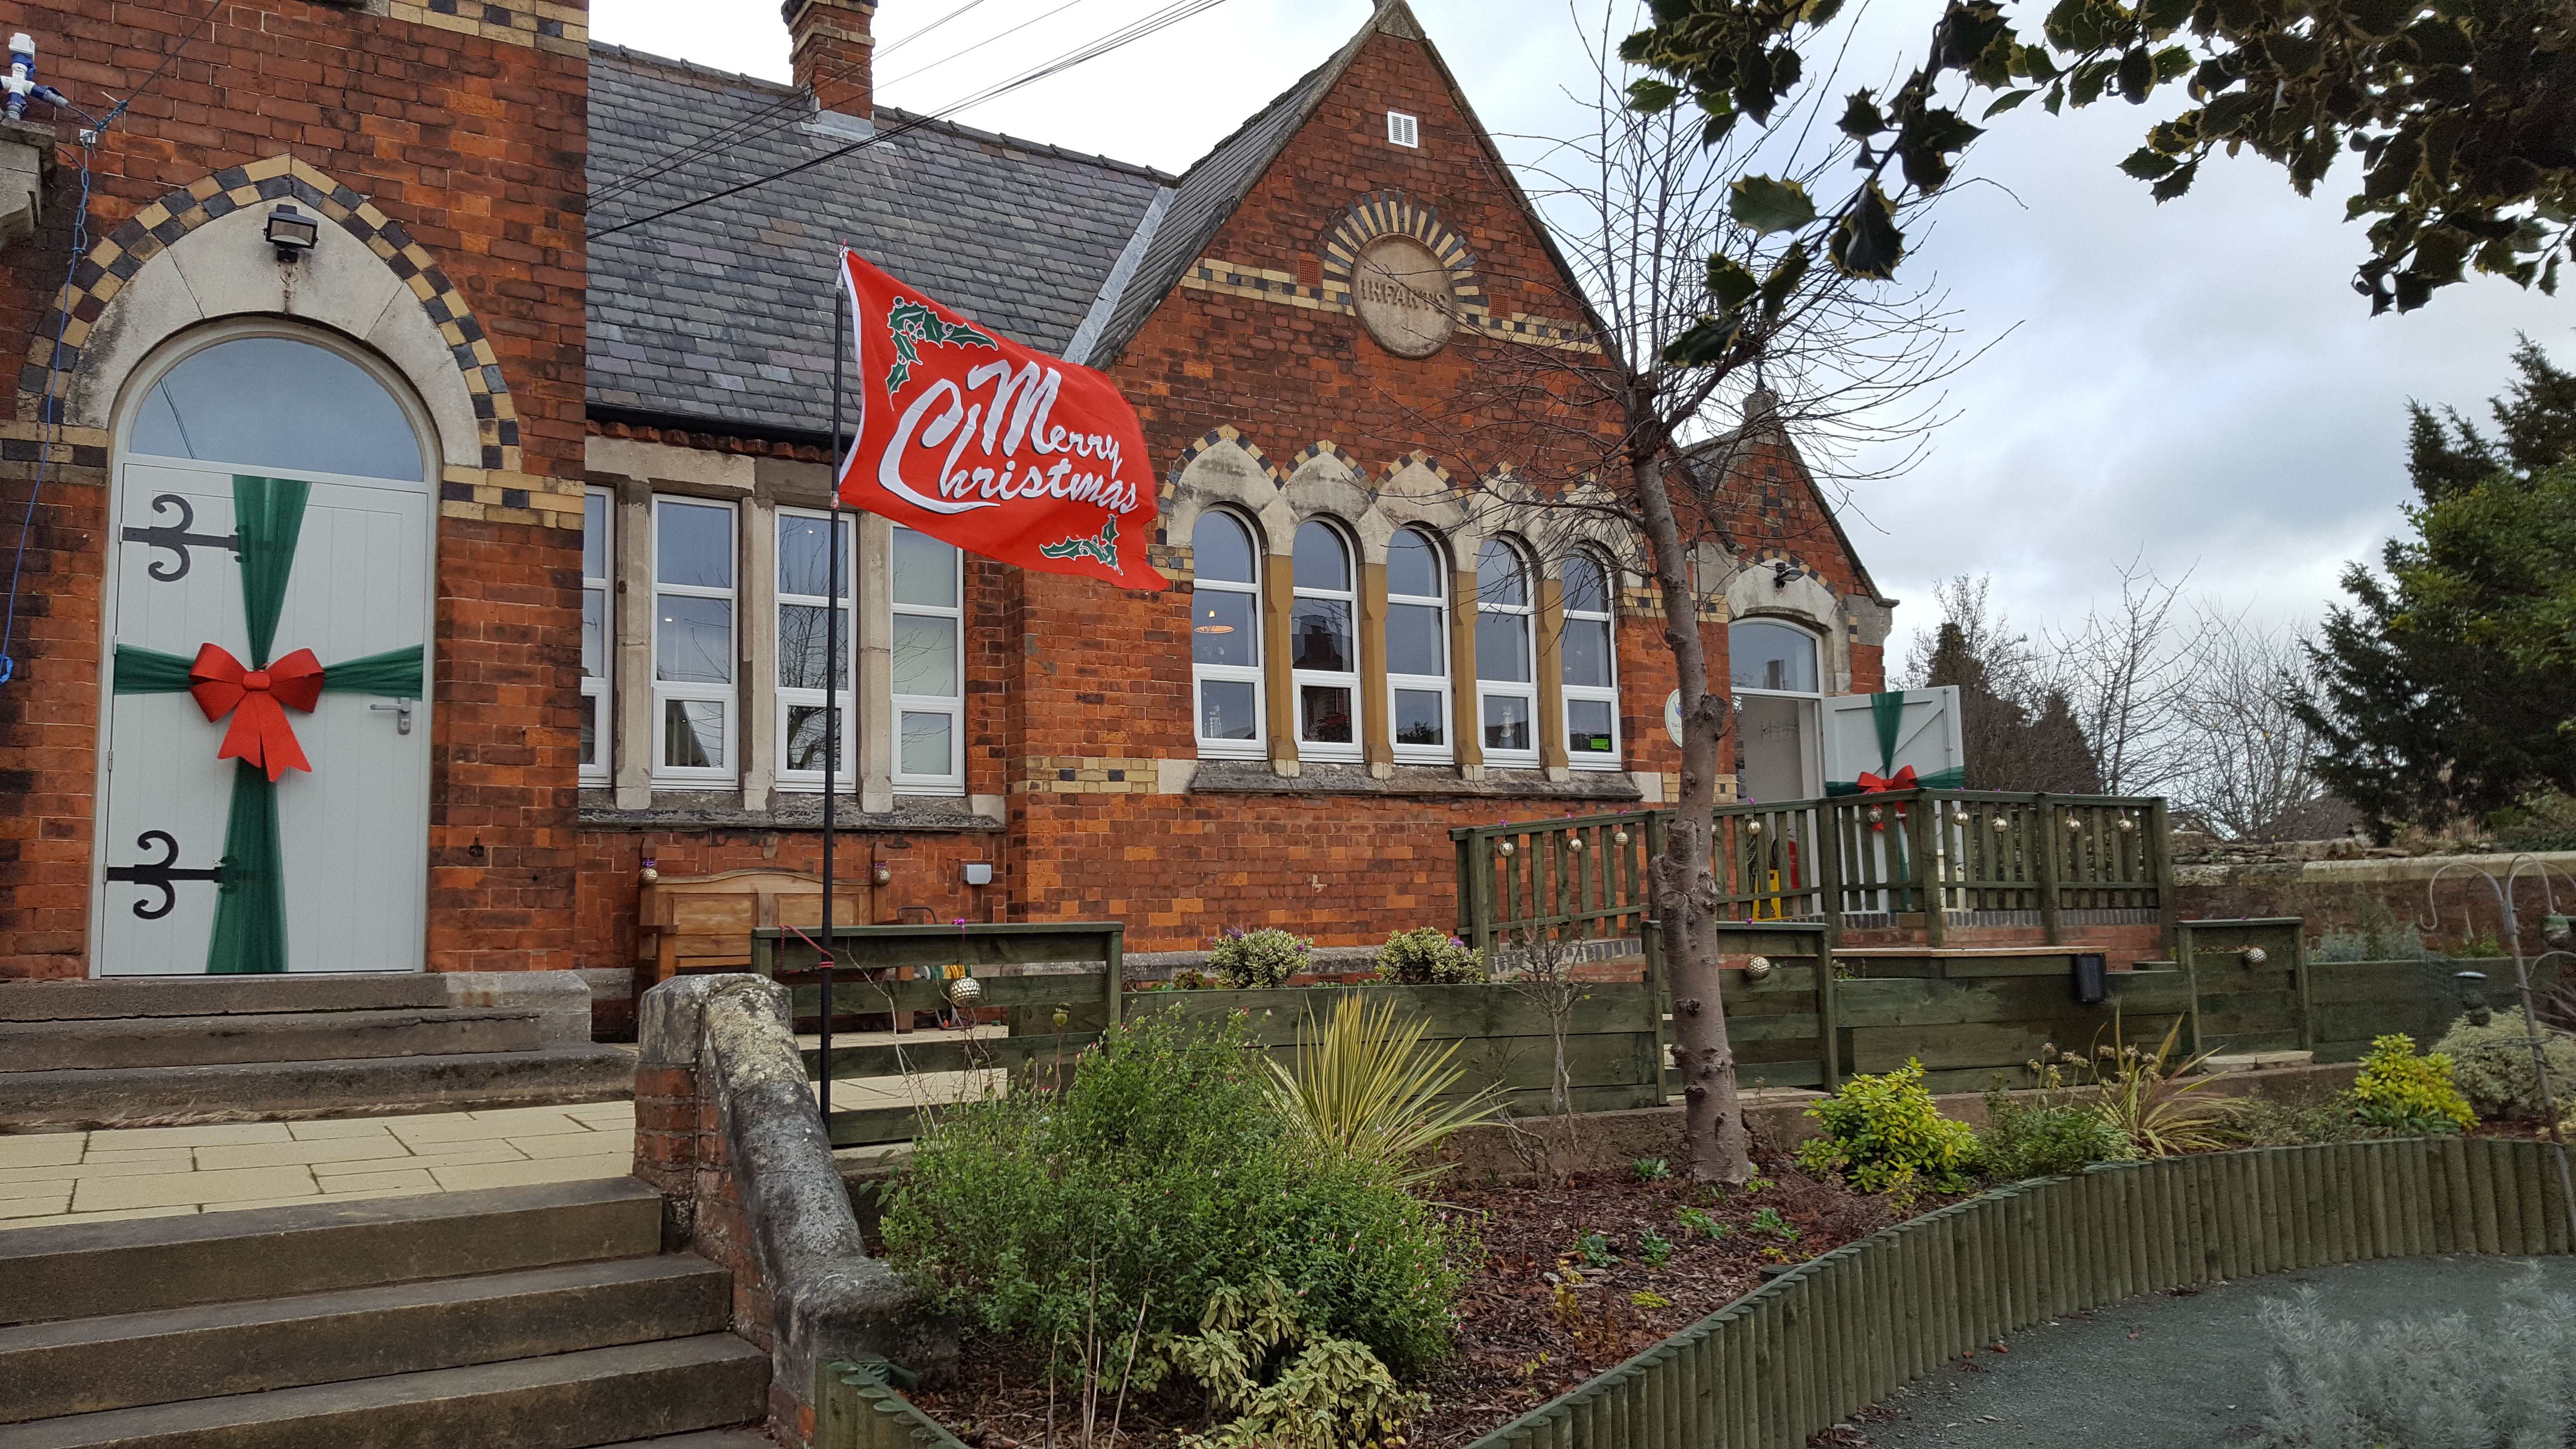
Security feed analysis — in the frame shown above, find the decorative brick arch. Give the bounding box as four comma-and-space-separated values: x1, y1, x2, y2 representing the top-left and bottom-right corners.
22, 155, 522, 473
1318, 190, 1488, 317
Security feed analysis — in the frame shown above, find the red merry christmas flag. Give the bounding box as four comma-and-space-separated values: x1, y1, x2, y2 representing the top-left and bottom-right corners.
834, 248, 1166, 592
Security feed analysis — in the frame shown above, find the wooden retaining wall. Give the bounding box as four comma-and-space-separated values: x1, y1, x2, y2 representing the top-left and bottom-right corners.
1459, 1138, 2573, 1449
817, 1138, 2574, 1449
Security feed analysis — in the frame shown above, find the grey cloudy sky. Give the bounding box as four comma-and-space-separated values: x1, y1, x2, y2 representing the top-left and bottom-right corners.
591, 0, 2572, 659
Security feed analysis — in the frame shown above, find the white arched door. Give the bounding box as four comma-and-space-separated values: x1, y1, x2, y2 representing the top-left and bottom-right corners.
95, 332, 435, 975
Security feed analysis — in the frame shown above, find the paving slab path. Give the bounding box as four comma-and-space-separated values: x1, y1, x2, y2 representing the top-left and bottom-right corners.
0, 1101, 639, 1230
1848, 1254, 2576, 1448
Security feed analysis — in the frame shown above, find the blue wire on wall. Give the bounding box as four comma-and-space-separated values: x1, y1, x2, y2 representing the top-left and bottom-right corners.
0, 136, 94, 688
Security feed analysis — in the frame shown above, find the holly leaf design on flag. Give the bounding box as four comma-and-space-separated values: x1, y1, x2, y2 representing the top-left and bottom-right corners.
885, 298, 999, 396
1037, 515, 1119, 570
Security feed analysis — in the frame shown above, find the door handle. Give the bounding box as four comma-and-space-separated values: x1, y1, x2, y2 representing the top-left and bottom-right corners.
370, 698, 414, 735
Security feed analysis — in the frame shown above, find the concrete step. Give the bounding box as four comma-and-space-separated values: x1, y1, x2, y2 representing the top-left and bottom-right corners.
0, 1044, 635, 1131
0, 1008, 547, 1072
2, 1254, 732, 1422
0, 1333, 770, 1449
0, 1178, 665, 1327
0, 976, 450, 1023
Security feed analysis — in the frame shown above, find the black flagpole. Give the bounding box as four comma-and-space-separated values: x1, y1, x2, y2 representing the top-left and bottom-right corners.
821, 265, 844, 1123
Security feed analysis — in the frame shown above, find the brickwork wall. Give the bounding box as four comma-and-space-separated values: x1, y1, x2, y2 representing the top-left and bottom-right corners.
0, 0, 587, 977
558, 23, 1886, 970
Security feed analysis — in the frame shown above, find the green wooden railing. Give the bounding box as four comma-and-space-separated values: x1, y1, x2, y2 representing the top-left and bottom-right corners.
1452, 791, 2175, 956
815, 1138, 2575, 1449
754, 921, 1123, 1149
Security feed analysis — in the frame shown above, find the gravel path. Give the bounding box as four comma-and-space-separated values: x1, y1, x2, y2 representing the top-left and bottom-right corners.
1842, 1254, 2576, 1448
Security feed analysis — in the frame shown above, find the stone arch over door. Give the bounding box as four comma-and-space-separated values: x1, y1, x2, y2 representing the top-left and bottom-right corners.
24, 155, 518, 480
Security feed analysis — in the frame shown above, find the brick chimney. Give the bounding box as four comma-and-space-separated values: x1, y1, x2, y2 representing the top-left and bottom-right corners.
784, 0, 875, 119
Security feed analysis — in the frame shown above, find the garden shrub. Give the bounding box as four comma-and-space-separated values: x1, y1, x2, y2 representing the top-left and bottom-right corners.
1372, 927, 1487, 984
880, 1011, 1469, 1441
2433, 1008, 2576, 1120
2228, 1097, 2371, 1147
2249, 1268, 2576, 1448
1974, 1090, 2135, 1179
2343, 1032, 2475, 1135
1211, 926, 1314, 988
1793, 1059, 1976, 1194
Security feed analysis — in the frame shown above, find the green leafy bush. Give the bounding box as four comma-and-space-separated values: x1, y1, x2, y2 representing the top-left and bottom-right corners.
1637, 1227, 1674, 1268
881, 1011, 1468, 1442
1974, 1090, 2135, 1180
1211, 926, 1314, 988
1632, 1157, 1672, 1181
1793, 1058, 1977, 1194
2250, 1268, 2576, 1448
2228, 1097, 2372, 1147
1372, 927, 1487, 984
2343, 1032, 2475, 1135
2434, 1008, 2576, 1119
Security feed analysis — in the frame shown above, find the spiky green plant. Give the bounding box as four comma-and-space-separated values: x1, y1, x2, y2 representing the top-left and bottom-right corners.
1264, 993, 1509, 1186
2090, 1014, 2245, 1157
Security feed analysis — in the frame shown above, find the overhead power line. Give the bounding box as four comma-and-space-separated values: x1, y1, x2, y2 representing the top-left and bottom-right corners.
586, 0, 1228, 242
588, 0, 1089, 214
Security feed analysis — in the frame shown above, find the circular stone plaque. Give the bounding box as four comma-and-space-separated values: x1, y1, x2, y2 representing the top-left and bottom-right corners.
1349, 234, 1459, 359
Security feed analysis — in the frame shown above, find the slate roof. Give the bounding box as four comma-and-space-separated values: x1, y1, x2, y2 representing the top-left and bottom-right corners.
1089, 56, 1337, 361
585, 45, 1173, 438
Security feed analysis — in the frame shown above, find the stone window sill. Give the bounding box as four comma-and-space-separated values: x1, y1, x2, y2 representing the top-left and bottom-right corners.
578, 789, 1004, 832
1184, 760, 1647, 802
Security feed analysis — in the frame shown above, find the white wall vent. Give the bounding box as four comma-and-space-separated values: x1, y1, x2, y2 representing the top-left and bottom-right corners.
1386, 111, 1419, 148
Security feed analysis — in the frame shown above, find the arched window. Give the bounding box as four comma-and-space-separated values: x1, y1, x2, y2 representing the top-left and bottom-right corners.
1475, 538, 1538, 765
1730, 617, 1823, 803
129, 335, 427, 481
1561, 551, 1620, 768
1385, 526, 1450, 761
1191, 510, 1264, 757
1290, 519, 1361, 760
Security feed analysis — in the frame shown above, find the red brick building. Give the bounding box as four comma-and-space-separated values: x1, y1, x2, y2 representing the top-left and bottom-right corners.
0, 0, 1900, 1003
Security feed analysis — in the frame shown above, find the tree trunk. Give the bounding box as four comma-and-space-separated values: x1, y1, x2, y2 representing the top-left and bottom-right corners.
1628, 433, 1753, 1185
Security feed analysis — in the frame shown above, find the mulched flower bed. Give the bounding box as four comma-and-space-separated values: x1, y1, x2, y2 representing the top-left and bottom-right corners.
909, 1157, 1955, 1449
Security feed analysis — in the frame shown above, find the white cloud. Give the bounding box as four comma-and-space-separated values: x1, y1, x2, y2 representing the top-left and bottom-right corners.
591, 0, 2572, 650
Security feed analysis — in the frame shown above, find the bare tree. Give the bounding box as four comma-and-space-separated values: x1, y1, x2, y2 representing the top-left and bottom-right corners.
2034, 556, 2202, 797
1903, 575, 2099, 791
1347, 4, 1971, 1184
2170, 604, 2326, 839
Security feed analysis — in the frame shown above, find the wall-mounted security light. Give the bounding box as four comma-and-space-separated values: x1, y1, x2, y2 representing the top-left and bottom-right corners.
265, 204, 319, 261
962, 862, 994, 886
1770, 561, 1795, 590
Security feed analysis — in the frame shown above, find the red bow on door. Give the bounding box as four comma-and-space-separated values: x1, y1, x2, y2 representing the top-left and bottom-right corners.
1856, 765, 1918, 794
187, 644, 325, 783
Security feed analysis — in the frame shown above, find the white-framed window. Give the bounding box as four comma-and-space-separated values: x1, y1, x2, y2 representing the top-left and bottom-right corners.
1730, 616, 1824, 804
1190, 509, 1264, 758
1385, 525, 1450, 762
1289, 519, 1362, 762
890, 525, 965, 794
1475, 538, 1539, 766
774, 507, 855, 790
580, 487, 612, 786
652, 497, 738, 782
1386, 110, 1419, 147
1561, 550, 1621, 770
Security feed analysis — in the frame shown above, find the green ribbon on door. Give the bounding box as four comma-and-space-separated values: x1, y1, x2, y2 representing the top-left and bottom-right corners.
111, 475, 423, 974
1824, 690, 1968, 796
